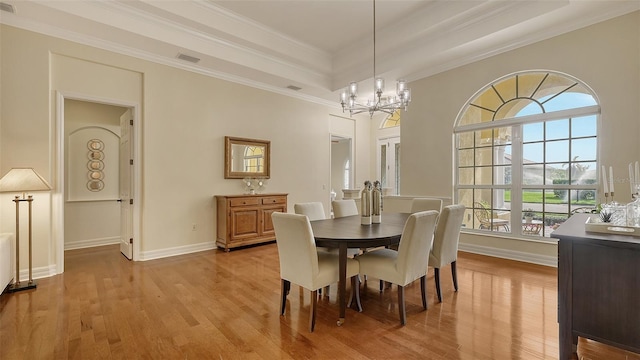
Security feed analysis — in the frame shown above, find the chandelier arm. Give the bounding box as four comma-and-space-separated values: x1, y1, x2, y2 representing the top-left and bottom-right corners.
373, 0, 376, 85
339, 0, 410, 118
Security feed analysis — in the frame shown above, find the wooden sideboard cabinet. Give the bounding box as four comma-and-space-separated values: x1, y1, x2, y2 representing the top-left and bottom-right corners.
215, 193, 288, 251
551, 214, 640, 359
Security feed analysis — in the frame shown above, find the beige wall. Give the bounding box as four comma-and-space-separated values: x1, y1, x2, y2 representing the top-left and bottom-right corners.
400, 11, 640, 264
1, 11, 638, 277
0, 24, 370, 276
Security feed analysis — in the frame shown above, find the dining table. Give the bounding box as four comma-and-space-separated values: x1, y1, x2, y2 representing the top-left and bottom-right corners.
310, 212, 411, 325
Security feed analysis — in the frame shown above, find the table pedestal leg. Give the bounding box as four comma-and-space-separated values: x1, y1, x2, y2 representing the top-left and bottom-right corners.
337, 243, 347, 326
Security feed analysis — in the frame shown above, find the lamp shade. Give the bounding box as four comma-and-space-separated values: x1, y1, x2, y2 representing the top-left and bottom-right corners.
0, 168, 52, 193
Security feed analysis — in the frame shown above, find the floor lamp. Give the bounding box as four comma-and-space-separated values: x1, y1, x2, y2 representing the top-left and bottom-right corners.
0, 168, 52, 292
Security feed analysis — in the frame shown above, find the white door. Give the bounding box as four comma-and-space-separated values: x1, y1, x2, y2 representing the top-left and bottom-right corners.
119, 109, 133, 259
377, 137, 401, 195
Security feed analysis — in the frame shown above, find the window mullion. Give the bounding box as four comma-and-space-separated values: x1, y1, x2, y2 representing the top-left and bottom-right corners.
511, 125, 523, 235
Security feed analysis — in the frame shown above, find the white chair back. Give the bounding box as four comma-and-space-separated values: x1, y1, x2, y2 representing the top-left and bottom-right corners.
294, 202, 326, 221
430, 204, 465, 268
272, 212, 319, 290
410, 198, 443, 213
332, 199, 359, 218
396, 210, 439, 285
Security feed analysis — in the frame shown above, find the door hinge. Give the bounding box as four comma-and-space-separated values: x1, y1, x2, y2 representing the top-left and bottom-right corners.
130, 159, 133, 165
129, 199, 133, 205
130, 119, 133, 126
129, 238, 133, 244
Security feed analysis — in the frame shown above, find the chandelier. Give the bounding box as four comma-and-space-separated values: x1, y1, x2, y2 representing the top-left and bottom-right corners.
339, 0, 411, 117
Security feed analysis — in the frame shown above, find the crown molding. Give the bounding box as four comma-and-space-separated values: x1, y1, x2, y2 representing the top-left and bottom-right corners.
0, 15, 338, 109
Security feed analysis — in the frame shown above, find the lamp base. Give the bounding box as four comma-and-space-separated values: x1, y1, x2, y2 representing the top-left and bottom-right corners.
7, 281, 37, 293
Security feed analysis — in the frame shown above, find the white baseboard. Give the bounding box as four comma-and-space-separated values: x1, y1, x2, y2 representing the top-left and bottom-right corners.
65, 236, 120, 251
139, 241, 217, 261
458, 242, 557, 267
12, 264, 59, 282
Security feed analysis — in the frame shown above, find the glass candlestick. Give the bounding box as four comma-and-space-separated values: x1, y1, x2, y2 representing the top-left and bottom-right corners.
626, 185, 640, 227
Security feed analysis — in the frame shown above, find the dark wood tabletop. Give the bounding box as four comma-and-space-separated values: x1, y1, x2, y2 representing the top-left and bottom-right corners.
312, 212, 410, 248
310, 212, 411, 325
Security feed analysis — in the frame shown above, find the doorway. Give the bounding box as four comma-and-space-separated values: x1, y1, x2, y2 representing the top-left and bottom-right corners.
54, 92, 140, 273
377, 136, 400, 195
330, 135, 353, 201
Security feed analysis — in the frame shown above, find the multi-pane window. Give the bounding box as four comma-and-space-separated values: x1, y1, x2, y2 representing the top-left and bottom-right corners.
243, 146, 264, 172
455, 71, 599, 239
344, 159, 351, 189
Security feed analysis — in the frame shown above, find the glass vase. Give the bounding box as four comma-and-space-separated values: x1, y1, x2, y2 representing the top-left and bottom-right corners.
627, 196, 640, 227
602, 202, 626, 226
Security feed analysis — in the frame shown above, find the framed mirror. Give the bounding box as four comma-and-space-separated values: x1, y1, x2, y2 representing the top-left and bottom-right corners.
224, 136, 271, 179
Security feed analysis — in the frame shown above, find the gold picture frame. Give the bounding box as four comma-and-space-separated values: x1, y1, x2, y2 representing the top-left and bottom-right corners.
224, 136, 270, 179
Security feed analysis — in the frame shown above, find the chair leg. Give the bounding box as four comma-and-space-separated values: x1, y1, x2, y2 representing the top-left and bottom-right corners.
309, 289, 317, 332
349, 275, 363, 312
434, 268, 442, 303
397, 285, 406, 325
379, 280, 391, 291
420, 275, 427, 310
451, 261, 458, 292
280, 279, 290, 315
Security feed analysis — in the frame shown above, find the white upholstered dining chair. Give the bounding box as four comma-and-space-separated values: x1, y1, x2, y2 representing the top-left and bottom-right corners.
332, 199, 359, 218
295, 201, 359, 259
355, 210, 439, 325
429, 204, 465, 303
331, 199, 363, 256
294, 202, 326, 221
272, 212, 360, 332
410, 198, 443, 214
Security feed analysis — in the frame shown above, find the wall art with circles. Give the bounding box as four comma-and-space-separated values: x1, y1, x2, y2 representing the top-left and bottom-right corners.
87, 139, 105, 191
68, 127, 119, 201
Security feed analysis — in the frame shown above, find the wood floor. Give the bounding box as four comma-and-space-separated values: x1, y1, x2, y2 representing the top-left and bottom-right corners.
1, 244, 639, 360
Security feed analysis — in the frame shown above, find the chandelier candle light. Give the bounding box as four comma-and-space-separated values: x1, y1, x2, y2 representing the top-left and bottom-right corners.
602, 165, 615, 203
339, 0, 411, 117
629, 161, 640, 198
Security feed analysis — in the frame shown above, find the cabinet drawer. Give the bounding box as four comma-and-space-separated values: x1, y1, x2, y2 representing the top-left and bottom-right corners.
262, 196, 286, 205
229, 198, 261, 207
215, 194, 288, 251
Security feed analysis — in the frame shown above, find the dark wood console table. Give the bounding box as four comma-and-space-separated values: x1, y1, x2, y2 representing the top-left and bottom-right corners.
551, 214, 640, 359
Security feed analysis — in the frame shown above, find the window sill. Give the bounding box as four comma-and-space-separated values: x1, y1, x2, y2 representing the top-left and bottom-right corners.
461, 228, 559, 245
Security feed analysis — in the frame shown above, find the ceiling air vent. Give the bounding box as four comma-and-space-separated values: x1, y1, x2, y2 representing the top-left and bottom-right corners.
177, 53, 200, 63
286, 85, 302, 91
0, 2, 15, 13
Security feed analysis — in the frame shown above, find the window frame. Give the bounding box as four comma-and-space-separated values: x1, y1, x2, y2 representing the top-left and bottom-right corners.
454, 71, 600, 241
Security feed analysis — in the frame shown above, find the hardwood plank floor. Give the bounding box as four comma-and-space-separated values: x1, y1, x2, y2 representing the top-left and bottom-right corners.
1, 244, 639, 359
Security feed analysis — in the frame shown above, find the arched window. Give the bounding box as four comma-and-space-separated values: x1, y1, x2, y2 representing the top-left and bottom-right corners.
454, 70, 599, 238
244, 146, 264, 172
381, 110, 401, 128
